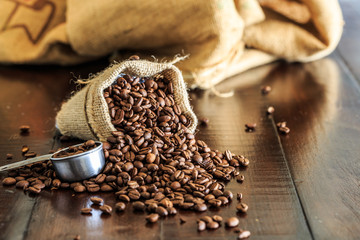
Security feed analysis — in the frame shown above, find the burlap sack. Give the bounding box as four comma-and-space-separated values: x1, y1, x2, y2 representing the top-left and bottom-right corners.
0, 0, 343, 89
55, 59, 197, 141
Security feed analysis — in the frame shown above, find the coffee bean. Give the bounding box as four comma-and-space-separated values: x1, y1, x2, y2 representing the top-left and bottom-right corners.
225, 217, 239, 227
156, 206, 168, 217
6, 153, 13, 159
236, 203, 249, 213
74, 185, 86, 193
99, 204, 112, 214
200, 216, 213, 223
119, 194, 130, 202
146, 213, 159, 223
237, 192, 243, 200
197, 220, 206, 231
223, 190, 233, 200
129, 55, 140, 60
267, 106, 275, 114
212, 215, 223, 223
238, 230, 251, 239
261, 85, 271, 94
206, 221, 220, 229
194, 203, 207, 212
236, 175, 245, 183
87, 184, 100, 193
73, 234, 81, 240
28, 186, 41, 194
199, 117, 209, 126
80, 208, 92, 214
245, 123, 256, 131
2, 177, 16, 186
276, 121, 287, 128
19, 125, 30, 133
133, 201, 146, 211
90, 197, 103, 205
167, 207, 177, 215
279, 126, 290, 134
16, 180, 29, 188
115, 202, 126, 212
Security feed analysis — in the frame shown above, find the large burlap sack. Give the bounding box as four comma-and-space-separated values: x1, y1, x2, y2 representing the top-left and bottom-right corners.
55, 59, 197, 141
0, 0, 343, 88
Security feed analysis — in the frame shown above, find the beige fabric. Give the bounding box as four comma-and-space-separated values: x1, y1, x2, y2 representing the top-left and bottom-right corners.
0, 0, 343, 88
56, 59, 198, 141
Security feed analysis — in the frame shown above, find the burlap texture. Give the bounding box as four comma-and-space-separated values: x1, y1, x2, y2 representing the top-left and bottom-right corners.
0, 0, 343, 88
56, 59, 197, 141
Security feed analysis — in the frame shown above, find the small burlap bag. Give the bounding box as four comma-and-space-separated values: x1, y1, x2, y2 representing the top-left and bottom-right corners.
55, 59, 197, 141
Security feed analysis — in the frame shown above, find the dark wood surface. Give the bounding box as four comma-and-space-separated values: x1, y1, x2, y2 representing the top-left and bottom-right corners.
1, 2, 360, 239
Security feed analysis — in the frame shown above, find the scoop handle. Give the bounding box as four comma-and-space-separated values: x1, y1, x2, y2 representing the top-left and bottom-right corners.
0, 154, 53, 172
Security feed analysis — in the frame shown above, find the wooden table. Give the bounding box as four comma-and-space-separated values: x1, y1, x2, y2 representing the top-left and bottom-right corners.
1, 2, 359, 239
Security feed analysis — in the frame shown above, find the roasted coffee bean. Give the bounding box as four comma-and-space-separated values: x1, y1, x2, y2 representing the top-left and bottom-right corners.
16, 180, 29, 188
119, 194, 131, 202
115, 202, 126, 212
238, 230, 251, 239
223, 190, 233, 200
225, 217, 239, 227
245, 123, 256, 131
146, 213, 159, 223
212, 215, 223, 223
236, 203, 249, 213
87, 184, 100, 192
24, 152, 37, 158
206, 221, 220, 230
81, 208, 92, 214
194, 203, 207, 212
196, 221, 205, 232
21, 145, 30, 154
74, 185, 86, 193
218, 196, 229, 205
237, 192, 243, 200
261, 85, 271, 94
133, 201, 146, 211
6, 153, 13, 159
74, 234, 81, 240
99, 204, 112, 214
156, 206, 168, 217
200, 216, 213, 224
167, 207, 177, 215
267, 106, 275, 114
19, 125, 30, 133
90, 197, 104, 205
199, 117, 209, 126
236, 175, 245, 183
276, 121, 287, 128
28, 186, 41, 194
2, 177, 16, 186
279, 126, 290, 134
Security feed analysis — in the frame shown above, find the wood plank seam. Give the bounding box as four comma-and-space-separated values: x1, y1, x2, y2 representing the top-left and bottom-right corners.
269, 117, 315, 240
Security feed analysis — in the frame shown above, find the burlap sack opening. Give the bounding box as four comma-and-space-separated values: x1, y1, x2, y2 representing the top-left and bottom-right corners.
55, 59, 197, 141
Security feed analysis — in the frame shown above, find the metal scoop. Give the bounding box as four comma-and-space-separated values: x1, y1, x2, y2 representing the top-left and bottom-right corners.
0, 141, 105, 182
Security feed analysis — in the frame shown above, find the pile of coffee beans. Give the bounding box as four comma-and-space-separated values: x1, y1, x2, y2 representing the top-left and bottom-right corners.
1, 69, 251, 238
52, 140, 98, 158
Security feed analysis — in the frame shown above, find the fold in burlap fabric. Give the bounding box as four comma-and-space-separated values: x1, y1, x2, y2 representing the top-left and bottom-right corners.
0, 0, 343, 88
55, 59, 198, 141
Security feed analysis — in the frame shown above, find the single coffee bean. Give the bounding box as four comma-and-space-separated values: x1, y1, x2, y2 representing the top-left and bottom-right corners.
156, 206, 168, 217
6, 153, 13, 159
2, 177, 16, 186
80, 208, 92, 214
28, 186, 41, 194
267, 106, 275, 114
236, 175, 245, 183
261, 85, 271, 94
245, 123, 256, 131
119, 194, 130, 202
146, 213, 159, 223
276, 121, 287, 128
238, 230, 251, 239
225, 217, 239, 227
16, 180, 29, 188
200, 216, 213, 224
279, 126, 290, 134
99, 204, 112, 214
236, 203, 249, 213
73, 234, 81, 240
199, 117, 209, 126
129, 55, 140, 60
237, 192, 243, 200
19, 125, 30, 133
21, 145, 30, 154
206, 221, 220, 230
90, 197, 104, 205
115, 202, 126, 212
74, 185, 86, 193
167, 207, 177, 215
212, 215, 223, 223
133, 201, 146, 211
194, 203, 207, 212
197, 220, 206, 231
223, 190, 233, 200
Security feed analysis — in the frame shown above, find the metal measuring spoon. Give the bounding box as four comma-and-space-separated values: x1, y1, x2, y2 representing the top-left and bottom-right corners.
0, 141, 105, 182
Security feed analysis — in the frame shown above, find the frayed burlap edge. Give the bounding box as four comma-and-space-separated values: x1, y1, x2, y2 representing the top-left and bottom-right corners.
56, 58, 197, 141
